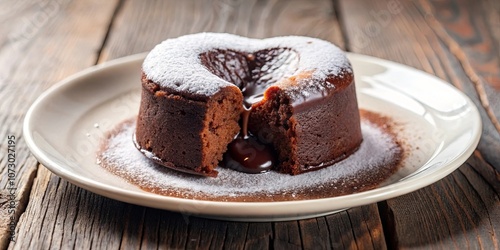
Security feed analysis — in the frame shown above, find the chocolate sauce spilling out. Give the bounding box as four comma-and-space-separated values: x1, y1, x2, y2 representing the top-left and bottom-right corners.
222, 105, 276, 174
223, 135, 275, 173
241, 82, 267, 108
200, 49, 298, 174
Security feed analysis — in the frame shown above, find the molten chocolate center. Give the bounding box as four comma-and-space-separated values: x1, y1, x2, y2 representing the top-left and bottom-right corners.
222, 109, 276, 173
201, 49, 298, 173
223, 78, 276, 174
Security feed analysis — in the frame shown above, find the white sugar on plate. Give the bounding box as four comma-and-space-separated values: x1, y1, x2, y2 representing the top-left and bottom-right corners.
98, 117, 403, 201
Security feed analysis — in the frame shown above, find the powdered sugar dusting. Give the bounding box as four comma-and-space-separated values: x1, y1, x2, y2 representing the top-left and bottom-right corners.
142, 33, 350, 98
98, 114, 403, 202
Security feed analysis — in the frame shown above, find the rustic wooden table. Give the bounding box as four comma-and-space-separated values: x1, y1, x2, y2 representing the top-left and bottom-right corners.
1, 0, 500, 249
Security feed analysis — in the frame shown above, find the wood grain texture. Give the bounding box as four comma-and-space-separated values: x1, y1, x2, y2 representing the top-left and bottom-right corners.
338, 0, 500, 173
98, 0, 345, 62
424, 0, 500, 88
8, 0, 388, 249
14, 166, 387, 250
338, 0, 500, 248
379, 165, 500, 249
418, 0, 500, 170
324, 206, 386, 250
5, 0, 500, 249
0, 0, 119, 249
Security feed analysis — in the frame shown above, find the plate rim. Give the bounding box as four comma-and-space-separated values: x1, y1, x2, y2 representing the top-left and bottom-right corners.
23, 52, 482, 221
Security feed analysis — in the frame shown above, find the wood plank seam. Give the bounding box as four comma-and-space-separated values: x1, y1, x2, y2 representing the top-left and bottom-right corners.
320, 217, 335, 249
458, 164, 500, 250
471, 151, 500, 193
458, 166, 500, 249
94, 0, 127, 65
362, 210, 379, 249
441, 174, 478, 248
345, 212, 360, 249
1, 161, 36, 248
35, 168, 53, 247
296, 219, 305, 249
49, 177, 65, 249
454, 168, 498, 248
331, 0, 351, 51
377, 201, 397, 250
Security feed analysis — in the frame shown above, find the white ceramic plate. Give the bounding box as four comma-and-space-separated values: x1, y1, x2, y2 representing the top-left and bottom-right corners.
24, 53, 481, 222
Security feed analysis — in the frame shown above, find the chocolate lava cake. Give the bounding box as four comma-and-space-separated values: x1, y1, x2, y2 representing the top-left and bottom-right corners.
134, 33, 362, 177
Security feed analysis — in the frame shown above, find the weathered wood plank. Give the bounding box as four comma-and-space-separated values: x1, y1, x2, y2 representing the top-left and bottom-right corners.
377, 165, 500, 249
272, 221, 302, 249
97, 0, 345, 62
299, 218, 332, 249
323, 206, 386, 250
418, 0, 500, 170
12, 167, 128, 249
14, 165, 388, 250
339, 0, 500, 248
423, 0, 500, 88
0, 0, 119, 249
10, 0, 388, 249
244, 223, 273, 249
184, 217, 227, 249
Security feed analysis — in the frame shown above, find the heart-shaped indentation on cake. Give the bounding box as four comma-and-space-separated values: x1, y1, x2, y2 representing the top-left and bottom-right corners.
200, 48, 299, 107
142, 33, 350, 103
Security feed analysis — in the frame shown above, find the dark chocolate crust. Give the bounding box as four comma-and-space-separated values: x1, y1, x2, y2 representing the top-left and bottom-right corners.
135, 73, 242, 177
248, 71, 362, 175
